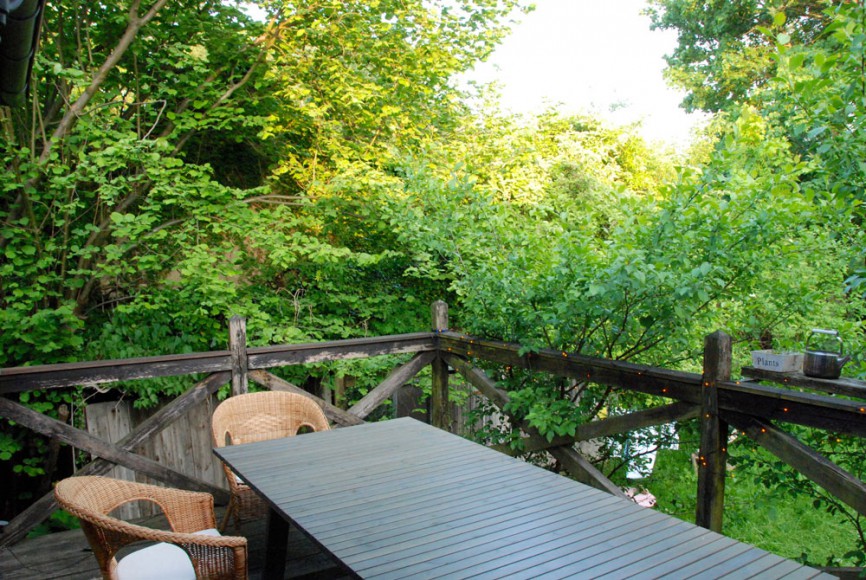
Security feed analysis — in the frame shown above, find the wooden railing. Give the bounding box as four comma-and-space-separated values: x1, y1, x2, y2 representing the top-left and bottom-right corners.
439, 328, 866, 531
1, 300, 865, 557
0, 309, 441, 546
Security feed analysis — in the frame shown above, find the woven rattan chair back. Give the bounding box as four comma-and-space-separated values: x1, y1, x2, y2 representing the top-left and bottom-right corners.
54, 475, 247, 580
211, 391, 330, 529
212, 390, 330, 446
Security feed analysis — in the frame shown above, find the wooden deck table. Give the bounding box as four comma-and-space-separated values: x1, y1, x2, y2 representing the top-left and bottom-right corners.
214, 417, 830, 579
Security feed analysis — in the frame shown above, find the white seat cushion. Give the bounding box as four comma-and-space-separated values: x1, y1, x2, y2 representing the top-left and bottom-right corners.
115, 528, 220, 580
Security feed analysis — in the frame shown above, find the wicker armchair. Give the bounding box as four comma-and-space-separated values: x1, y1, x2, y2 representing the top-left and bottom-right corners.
211, 390, 330, 530
54, 475, 247, 580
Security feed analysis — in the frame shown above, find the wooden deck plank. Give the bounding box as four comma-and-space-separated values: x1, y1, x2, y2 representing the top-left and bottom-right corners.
283, 451, 522, 517
0, 527, 97, 579
438, 504, 666, 580
312, 467, 544, 537
715, 553, 806, 579
777, 567, 829, 579
512, 515, 688, 580
603, 531, 726, 578
629, 538, 752, 579
343, 486, 613, 569
385, 501, 661, 579
687, 549, 783, 579
569, 527, 722, 578
316, 465, 545, 534
751, 559, 818, 579
326, 480, 598, 557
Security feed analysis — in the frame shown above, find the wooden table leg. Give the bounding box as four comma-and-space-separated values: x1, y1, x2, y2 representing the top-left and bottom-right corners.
264, 508, 289, 579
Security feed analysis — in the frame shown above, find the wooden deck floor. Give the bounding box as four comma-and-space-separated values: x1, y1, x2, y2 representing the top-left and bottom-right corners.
0, 507, 349, 579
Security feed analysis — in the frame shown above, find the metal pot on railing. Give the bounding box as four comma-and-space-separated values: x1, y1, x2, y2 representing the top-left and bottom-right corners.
803, 329, 850, 379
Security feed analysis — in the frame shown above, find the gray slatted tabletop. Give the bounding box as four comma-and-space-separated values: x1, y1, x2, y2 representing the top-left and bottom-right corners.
214, 417, 831, 579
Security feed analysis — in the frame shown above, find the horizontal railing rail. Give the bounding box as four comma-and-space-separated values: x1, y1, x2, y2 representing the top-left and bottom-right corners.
440, 331, 866, 437
0, 332, 437, 394
0, 351, 234, 394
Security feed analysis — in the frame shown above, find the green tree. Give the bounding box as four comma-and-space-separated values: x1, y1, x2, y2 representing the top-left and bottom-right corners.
0, 0, 529, 519
762, 2, 866, 201
1, 0, 275, 367
736, 2, 866, 299
389, 104, 859, 454
0, 0, 530, 366
646, 0, 832, 112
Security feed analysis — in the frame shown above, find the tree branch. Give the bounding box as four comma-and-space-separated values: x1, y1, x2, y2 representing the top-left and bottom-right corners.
168, 18, 281, 154
39, 0, 169, 165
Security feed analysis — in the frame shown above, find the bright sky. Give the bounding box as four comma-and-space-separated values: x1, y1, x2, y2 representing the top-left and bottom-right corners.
466, 0, 709, 148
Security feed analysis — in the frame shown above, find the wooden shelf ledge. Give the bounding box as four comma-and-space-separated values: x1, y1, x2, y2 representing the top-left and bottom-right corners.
741, 366, 866, 400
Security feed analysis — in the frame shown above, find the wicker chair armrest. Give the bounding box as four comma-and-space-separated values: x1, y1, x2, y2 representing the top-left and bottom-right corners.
127, 525, 248, 580
90, 515, 247, 579
141, 486, 218, 533
118, 521, 247, 548
60, 500, 244, 547
220, 462, 245, 493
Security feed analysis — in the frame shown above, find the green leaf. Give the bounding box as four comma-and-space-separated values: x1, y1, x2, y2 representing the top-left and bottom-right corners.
788, 53, 805, 69
806, 126, 826, 139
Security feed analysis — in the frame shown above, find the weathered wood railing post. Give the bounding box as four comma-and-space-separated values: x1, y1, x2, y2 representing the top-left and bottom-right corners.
696, 330, 732, 532
229, 315, 249, 396
431, 301, 451, 431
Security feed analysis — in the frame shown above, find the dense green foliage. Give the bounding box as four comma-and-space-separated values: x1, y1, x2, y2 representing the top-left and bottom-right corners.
0, 0, 526, 517
646, 0, 832, 113
1, 0, 865, 565
0, 0, 527, 373
640, 0, 866, 565
649, 444, 859, 566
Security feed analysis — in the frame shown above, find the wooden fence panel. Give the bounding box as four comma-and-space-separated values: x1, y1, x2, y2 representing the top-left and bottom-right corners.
85, 396, 227, 520
84, 402, 138, 520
